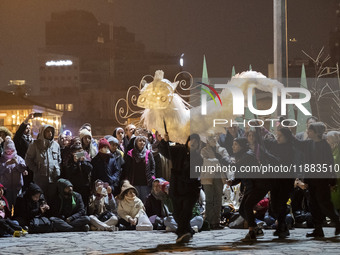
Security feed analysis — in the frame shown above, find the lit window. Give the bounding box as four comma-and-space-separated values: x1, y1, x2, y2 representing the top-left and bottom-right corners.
56, 104, 64, 111
65, 104, 73, 111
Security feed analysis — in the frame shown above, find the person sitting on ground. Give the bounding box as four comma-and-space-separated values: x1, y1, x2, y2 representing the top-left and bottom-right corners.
117, 180, 150, 230
145, 178, 170, 230
88, 180, 118, 231
13, 183, 52, 233
50, 179, 90, 232
0, 183, 26, 237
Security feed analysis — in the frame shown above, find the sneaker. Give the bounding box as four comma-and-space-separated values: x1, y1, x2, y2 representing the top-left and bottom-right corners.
274, 229, 290, 238
176, 233, 191, 244
257, 221, 265, 229
13, 231, 22, 237
254, 227, 264, 237
21, 229, 28, 236
241, 231, 257, 242
192, 226, 199, 233
306, 229, 324, 238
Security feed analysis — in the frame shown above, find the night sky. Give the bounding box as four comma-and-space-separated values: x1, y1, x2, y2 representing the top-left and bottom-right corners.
0, 0, 335, 93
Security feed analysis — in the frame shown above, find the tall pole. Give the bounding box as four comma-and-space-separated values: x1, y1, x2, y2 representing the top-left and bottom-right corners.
273, 0, 288, 81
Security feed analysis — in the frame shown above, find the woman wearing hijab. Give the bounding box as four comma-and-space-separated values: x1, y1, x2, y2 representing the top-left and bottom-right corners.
113, 127, 125, 153
123, 136, 155, 204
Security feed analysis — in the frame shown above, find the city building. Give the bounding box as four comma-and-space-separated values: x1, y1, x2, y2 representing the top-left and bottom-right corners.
31, 10, 180, 135
0, 90, 63, 137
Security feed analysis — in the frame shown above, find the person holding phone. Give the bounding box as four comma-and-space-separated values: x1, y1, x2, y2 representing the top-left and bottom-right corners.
63, 143, 92, 211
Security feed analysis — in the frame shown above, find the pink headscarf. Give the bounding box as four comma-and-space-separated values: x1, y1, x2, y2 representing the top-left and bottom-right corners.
2, 136, 17, 160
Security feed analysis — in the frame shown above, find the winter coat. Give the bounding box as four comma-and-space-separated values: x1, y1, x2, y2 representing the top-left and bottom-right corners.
13, 122, 33, 158
91, 153, 121, 193
123, 149, 155, 187
13, 183, 46, 226
293, 138, 336, 186
0, 155, 26, 191
54, 179, 86, 220
159, 140, 202, 199
200, 144, 230, 185
117, 196, 145, 222
25, 125, 61, 183
113, 149, 125, 172
230, 150, 270, 195
145, 193, 165, 218
0, 184, 10, 219
88, 193, 117, 216
0, 127, 13, 156
64, 160, 92, 192
331, 146, 340, 210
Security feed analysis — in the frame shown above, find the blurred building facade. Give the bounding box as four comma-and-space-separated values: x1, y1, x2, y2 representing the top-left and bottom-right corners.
31, 10, 180, 135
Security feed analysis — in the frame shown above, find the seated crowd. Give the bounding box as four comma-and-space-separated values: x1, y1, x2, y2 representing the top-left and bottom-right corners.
0, 113, 339, 243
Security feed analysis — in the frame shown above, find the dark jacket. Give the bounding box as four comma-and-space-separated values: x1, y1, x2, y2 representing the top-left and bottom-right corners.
159, 140, 202, 199
218, 128, 244, 156
91, 153, 121, 193
145, 193, 164, 218
13, 122, 33, 158
229, 150, 270, 195
54, 179, 86, 220
13, 183, 46, 226
123, 148, 155, 187
293, 138, 336, 185
64, 160, 92, 191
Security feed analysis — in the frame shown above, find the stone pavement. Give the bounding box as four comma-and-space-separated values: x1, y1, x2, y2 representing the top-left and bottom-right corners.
0, 227, 339, 255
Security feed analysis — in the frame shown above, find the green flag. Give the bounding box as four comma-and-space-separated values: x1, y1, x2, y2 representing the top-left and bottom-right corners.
202, 55, 209, 84
231, 66, 236, 77
296, 64, 312, 133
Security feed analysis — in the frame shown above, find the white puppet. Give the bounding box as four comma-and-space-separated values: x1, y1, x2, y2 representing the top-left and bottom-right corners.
137, 70, 284, 144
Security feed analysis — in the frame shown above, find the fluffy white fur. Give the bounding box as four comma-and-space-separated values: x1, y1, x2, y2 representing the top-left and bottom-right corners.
138, 70, 284, 144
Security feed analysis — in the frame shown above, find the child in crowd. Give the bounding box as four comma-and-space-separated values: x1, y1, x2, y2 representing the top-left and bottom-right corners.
0, 183, 27, 237
0, 136, 28, 209
88, 180, 118, 231
117, 180, 151, 230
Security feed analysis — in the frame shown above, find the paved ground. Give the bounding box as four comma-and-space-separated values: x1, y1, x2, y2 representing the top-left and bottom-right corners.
0, 227, 339, 255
